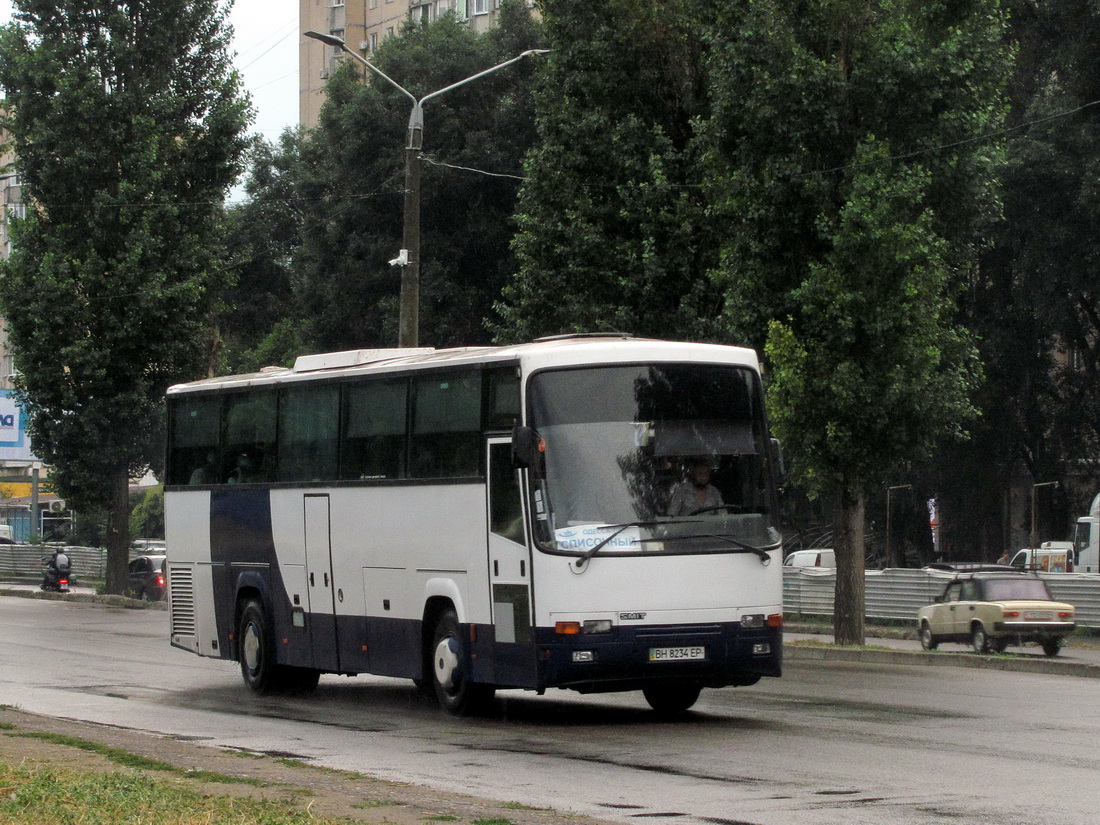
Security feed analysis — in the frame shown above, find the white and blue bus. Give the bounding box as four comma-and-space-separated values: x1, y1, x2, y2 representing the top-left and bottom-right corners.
165, 335, 784, 714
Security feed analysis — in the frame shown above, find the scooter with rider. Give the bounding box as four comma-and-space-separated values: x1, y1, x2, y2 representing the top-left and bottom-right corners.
41, 548, 73, 592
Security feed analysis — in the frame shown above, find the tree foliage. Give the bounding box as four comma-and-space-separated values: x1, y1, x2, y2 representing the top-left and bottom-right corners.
495, 0, 712, 342
965, 0, 1100, 528
700, 0, 1010, 642
284, 2, 544, 353
0, 0, 250, 591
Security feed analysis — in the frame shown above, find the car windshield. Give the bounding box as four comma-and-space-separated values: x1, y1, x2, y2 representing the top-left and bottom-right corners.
526, 363, 779, 556
983, 578, 1052, 601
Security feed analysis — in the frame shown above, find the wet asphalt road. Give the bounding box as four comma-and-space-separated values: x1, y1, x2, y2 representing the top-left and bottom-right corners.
2, 594, 1098, 825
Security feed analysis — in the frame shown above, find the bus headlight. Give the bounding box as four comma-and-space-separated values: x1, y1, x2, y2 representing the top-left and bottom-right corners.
572, 650, 596, 663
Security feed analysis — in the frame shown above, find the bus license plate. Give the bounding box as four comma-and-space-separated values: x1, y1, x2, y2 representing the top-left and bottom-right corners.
649, 646, 705, 662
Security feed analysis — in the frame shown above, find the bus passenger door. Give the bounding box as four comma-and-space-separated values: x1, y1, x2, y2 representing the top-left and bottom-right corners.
485, 438, 537, 687
304, 494, 340, 671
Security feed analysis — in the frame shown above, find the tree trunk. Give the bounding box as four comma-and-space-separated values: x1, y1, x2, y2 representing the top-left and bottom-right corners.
833, 485, 866, 645
104, 466, 131, 595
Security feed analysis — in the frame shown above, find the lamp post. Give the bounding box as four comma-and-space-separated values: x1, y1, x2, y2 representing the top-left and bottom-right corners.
1030, 480, 1059, 548
304, 31, 549, 348
885, 484, 912, 568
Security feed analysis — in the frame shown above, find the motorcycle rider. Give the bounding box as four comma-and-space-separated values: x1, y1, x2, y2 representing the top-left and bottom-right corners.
42, 548, 71, 590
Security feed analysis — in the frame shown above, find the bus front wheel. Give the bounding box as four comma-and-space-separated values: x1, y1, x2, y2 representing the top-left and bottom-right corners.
431, 609, 494, 715
643, 683, 701, 715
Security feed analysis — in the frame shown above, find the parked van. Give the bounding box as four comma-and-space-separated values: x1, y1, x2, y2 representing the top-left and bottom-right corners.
784, 548, 836, 568
1073, 492, 1099, 573
1009, 542, 1074, 573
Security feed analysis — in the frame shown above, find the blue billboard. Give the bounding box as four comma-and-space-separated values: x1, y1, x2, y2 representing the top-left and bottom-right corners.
0, 389, 39, 463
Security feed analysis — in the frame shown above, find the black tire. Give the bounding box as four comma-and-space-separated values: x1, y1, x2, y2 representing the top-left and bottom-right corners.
919, 623, 938, 651
430, 608, 494, 715
237, 599, 284, 694
991, 638, 1009, 654
971, 624, 990, 655
1041, 638, 1063, 657
642, 683, 702, 715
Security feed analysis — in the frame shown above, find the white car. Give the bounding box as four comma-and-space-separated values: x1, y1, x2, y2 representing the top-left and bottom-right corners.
917, 572, 1075, 655
783, 548, 835, 568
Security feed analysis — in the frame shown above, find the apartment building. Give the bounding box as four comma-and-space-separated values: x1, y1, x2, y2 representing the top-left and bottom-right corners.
0, 126, 21, 391
300, 0, 522, 128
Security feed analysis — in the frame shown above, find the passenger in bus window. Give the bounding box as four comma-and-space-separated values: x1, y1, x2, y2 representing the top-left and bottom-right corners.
189, 451, 218, 485
667, 456, 723, 516
228, 452, 261, 484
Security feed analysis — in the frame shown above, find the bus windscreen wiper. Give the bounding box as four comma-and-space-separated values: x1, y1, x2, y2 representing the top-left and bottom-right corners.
573, 520, 665, 568
641, 532, 780, 562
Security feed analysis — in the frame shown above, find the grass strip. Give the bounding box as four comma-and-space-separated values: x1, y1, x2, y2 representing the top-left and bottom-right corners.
12, 732, 261, 784
0, 761, 343, 825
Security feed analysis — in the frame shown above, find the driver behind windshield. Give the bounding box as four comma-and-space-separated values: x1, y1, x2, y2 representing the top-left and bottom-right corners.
667, 456, 723, 516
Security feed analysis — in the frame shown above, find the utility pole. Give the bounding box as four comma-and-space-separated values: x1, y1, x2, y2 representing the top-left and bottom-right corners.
304, 31, 548, 347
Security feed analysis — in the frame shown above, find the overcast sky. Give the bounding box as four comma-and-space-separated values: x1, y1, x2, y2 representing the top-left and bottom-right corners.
0, 0, 301, 145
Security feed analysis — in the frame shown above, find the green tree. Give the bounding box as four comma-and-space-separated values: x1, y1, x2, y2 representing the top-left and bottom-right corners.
0, 0, 250, 593
701, 0, 1010, 643
495, 0, 711, 342
292, 3, 544, 351
965, 0, 1100, 525
129, 485, 164, 539
219, 130, 306, 373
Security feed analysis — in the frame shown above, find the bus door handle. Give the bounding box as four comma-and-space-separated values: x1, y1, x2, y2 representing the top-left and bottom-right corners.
324, 573, 330, 587
310, 573, 314, 586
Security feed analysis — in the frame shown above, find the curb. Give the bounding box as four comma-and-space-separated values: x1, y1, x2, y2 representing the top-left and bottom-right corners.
785, 642, 1100, 678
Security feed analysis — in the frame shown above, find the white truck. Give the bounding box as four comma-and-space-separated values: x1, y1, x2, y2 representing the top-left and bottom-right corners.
1073, 493, 1100, 573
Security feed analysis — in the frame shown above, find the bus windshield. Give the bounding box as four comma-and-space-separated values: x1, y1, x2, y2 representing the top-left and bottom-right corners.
527, 363, 779, 556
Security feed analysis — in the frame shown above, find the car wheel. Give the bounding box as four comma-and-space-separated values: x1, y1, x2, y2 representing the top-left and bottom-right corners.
919, 623, 938, 651
971, 623, 990, 654
431, 608, 494, 715
991, 638, 1008, 654
1041, 638, 1063, 657
643, 683, 702, 715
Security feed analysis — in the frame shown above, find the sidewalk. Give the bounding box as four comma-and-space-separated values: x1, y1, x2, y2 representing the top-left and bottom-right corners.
785, 622, 1100, 678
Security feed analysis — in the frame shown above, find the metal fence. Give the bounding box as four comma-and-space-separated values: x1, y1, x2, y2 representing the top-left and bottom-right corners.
5, 546, 1100, 630
0, 545, 108, 581
784, 567, 1100, 630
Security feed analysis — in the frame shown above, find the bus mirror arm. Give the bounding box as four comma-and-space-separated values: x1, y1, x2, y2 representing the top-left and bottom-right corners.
512, 425, 544, 476
769, 437, 785, 481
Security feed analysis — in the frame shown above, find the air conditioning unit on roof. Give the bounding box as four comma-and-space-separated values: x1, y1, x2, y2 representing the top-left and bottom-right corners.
48, 499, 67, 513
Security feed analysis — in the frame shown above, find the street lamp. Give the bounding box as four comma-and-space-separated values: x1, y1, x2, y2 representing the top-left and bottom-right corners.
304, 30, 549, 348
1030, 481, 1059, 548
885, 484, 912, 568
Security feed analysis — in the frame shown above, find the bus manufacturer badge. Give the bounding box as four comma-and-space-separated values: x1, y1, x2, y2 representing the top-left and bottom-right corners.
620, 612, 647, 621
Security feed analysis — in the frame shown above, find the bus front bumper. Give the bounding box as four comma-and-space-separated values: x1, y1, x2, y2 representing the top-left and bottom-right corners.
533, 622, 782, 693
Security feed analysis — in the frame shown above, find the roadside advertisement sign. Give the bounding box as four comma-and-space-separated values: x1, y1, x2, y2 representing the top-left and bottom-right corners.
0, 390, 39, 463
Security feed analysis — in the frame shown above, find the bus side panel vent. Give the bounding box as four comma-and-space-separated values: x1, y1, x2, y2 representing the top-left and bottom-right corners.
169, 566, 196, 636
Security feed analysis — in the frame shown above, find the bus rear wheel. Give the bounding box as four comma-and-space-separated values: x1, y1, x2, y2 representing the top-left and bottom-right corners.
642, 683, 701, 715
239, 599, 278, 694
431, 609, 494, 715
238, 599, 319, 695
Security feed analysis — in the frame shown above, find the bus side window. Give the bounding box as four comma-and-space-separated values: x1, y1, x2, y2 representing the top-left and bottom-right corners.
278, 385, 339, 482
224, 392, 277, 483
410, 371, 481, 478
342, 379, 407, 480
168, 396, 221, 486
